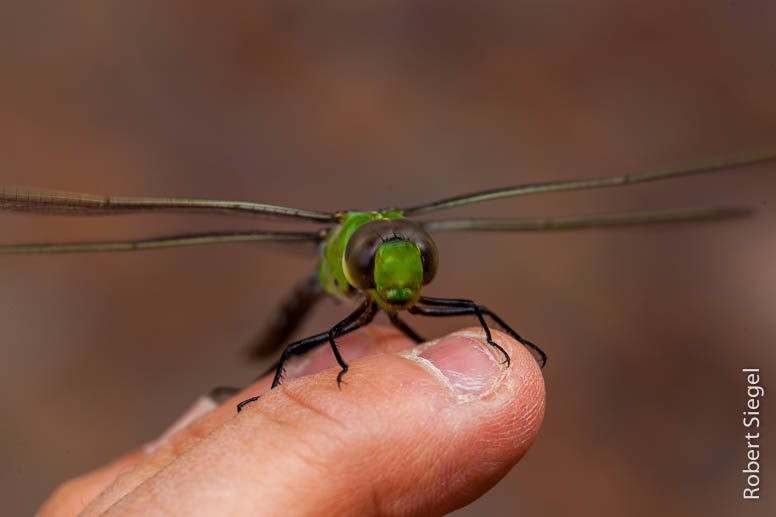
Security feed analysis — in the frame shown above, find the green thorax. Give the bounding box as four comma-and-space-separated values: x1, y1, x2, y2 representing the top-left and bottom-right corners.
318, 209, 403, 300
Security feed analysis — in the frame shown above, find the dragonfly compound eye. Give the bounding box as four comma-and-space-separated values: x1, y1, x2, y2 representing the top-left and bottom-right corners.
343, 218, 438, 292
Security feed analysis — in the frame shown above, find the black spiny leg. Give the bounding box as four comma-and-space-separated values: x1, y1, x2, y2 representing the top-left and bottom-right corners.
237, 332, 333, 411
409, 296, 547, 368
329, 299, 378, 387
237, 298, 378, 412
387, 312, 425, 344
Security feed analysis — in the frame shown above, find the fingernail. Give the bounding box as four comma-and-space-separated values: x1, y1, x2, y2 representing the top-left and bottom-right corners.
415, 331, 503, 397
144, 396, 217, 453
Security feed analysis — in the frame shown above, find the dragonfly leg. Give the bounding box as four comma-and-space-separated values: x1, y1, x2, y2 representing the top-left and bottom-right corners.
237, 298, 378, 412
387, 312, 425, 344
238, 334, 341, 411
270, 298, 373, 389
409, 296, 547, 368
217, 306, 414, 407
329, 299, 378, 388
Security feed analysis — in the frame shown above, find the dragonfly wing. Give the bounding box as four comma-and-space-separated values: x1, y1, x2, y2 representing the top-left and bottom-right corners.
0, 186, 338, 222
402, 151, 776, 215
420, 206, 752, 232
0, 230, 325, 254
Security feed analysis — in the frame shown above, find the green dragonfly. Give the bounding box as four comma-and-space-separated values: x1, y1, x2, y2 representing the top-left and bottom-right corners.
2, 151, 774, 411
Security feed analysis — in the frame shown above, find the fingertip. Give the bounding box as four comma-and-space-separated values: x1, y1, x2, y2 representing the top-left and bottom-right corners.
399, 327, 545, 457
88, 326, 546, 517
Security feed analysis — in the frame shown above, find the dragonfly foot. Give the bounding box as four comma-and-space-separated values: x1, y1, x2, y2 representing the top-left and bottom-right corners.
336, 366, 349, 390
410, 296, 541, 368
237, 396, 260, 412
488, 339, 511, 367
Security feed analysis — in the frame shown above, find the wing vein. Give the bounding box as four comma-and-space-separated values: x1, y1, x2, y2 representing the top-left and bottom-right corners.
0, 230, 325, 254
0, 186, 338, 222
403, 151, 776, 215
421, 206, 752, 232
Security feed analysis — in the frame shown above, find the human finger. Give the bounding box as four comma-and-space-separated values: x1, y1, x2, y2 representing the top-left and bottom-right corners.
40, 326, 413, 516
88, 327, 545, 516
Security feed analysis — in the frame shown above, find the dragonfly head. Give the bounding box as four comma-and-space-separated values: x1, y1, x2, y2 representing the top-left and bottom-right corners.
343, 218, 438, 311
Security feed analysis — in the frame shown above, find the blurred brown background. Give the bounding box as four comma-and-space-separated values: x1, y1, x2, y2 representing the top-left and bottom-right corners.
1, 2, 774, 516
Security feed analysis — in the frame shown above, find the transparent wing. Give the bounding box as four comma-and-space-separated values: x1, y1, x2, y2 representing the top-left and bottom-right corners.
0, 186, 338, 222
0, 230, 325, 254
403, 151, 776, 215
421, 206, 752, 232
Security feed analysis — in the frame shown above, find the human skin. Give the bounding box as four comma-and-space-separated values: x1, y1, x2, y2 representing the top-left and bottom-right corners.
39, 325, 546, 517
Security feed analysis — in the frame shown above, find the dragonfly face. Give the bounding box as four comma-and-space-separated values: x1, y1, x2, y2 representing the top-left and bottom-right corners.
342, 218, 438, 311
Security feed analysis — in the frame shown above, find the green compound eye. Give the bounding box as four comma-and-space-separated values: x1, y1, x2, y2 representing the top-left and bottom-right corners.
342, 218, 438, 292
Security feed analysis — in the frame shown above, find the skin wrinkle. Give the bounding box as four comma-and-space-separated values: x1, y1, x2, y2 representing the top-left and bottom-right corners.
249, 395, 364, 486
280, 384, 347, 429
369, 484, 384, 517
92, 482, 141, 517
258, 402, 313, 436
197, 412, 294, 489
348, 365, 403, 406
377, 425, 434, 490
80, 466, 150, 516
359, 384, 482, 514
166, 423, 212, 461
280, 438, 333, 490
281, 370, 388, 438
346, 449, 412, 517
122, 420, 292, 515
81, 481, 119, 514
238, 392, 353, 482
277, 416, 350, 479
296, 356, 456, 515
490, 385, 544, 450
287, 381, 424, 496
88, 446, 189, 517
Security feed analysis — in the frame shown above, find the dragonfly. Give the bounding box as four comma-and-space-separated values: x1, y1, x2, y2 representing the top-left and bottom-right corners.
1, 151, 774, 411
